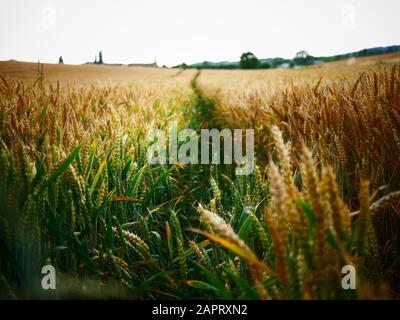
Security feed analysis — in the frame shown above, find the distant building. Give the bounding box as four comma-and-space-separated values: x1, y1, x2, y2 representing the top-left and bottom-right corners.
83, 56, 158, 68
128, 62, 157, 68
128, 58, 158, 68
105, 64, 126, 67
277, 63, 291, 69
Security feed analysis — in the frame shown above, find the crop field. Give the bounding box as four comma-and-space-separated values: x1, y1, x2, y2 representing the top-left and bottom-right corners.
0, 59, 399, 300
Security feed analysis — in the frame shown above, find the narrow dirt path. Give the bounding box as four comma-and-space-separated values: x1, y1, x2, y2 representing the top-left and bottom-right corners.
178, 69, 234, 217
190, 69, 217, 129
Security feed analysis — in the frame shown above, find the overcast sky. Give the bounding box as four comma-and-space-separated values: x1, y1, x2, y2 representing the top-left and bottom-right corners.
0, 0, 399, 66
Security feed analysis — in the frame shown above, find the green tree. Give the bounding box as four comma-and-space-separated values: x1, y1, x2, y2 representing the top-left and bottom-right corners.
293, 50, 315, 66
99, 51, 104, 64
239, 52, 260, 69
58, 56, 64, 64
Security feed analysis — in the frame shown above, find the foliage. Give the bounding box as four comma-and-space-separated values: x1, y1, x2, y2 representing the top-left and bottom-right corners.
240, 52, 260, 69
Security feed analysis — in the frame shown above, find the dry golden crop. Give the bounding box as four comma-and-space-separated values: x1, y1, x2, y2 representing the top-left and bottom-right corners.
0, 60, 399, 299
196, 64, 400, 297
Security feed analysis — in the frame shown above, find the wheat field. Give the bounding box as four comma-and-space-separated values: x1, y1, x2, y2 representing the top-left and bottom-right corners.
0, 60, 399, 299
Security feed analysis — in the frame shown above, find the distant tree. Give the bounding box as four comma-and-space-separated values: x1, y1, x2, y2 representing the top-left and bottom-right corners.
239, 52, 260, 69
295, 50, 309, 59
293, 50, 314, 66
58, 56, 64, 64
98, 51, 104, 64
259, 60, 271, 69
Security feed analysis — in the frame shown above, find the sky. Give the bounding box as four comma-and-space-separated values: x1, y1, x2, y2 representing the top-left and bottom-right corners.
0, 0, 399, 67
